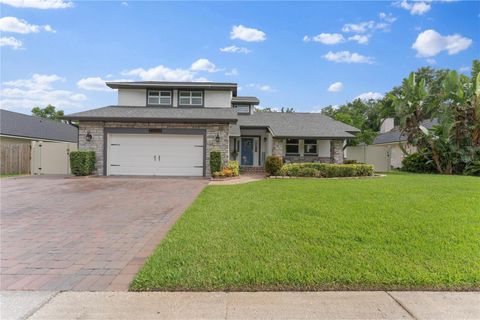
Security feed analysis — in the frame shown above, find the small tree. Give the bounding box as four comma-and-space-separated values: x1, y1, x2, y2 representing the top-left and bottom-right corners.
32, 105, 64, 121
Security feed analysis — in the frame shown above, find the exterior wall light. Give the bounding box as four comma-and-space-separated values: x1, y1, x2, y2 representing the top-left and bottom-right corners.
85, 131, 93, 142
215, 133, 220, 143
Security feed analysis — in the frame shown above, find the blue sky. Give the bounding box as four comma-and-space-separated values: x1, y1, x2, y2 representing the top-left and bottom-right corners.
0, 0, 478, 115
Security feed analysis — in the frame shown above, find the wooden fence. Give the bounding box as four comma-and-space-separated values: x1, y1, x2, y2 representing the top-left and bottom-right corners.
1, 143, 31, 174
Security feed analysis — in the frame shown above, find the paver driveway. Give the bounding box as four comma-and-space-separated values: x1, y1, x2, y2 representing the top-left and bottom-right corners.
0, 176, 208, 291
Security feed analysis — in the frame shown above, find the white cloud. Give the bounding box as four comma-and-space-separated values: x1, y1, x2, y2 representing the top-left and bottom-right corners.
220, 45, 251, 54
1, 74, 86, 110
459, 66, 470, 73
342, 21, 375, 33
342, 13, 396, 35
355, 92, 384, 101
426, 58, 437, 65
0, 0, 73, 9
412, 29, 472, 57
121, 1, 128, 6
394, 0, 431, 15
190, 58, 219, 73
230, 25, 266, 42
323, 51, 374, 64
0, 36, 22, 49
328, 82, 343, 92
0, 17, 55, 34
77, 77, 109, 91
225, 68, 238, 76
247, 83, 275, 92
124, 65, 198, 81
348, 34, 369, 44
379, 12, 397, 23
311, 33, 345, 45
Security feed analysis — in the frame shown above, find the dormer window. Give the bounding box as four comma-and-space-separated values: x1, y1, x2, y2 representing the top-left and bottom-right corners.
148, 90, 172, 106
179, 91, 203, 107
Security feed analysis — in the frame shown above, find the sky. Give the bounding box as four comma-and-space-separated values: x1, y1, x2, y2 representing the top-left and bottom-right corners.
0, 0, 478, 115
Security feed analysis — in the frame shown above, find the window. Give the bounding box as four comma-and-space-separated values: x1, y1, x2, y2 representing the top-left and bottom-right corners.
148, 90, 171, 105
286, 139, 299, 154
179, 91, 203, 106
234, 104, 250, 114
304, 139, 317, 154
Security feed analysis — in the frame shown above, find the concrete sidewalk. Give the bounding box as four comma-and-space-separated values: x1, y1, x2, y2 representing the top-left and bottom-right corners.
1, 291, 478, 320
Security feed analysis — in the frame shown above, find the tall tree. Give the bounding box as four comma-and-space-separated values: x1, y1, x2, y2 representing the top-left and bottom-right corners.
31, 105, 64, 121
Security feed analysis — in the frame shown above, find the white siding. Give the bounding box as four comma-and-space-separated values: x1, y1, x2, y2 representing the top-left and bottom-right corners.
317, 140, 330, 157
204, 90, 231, 108
118, 89, 146, 106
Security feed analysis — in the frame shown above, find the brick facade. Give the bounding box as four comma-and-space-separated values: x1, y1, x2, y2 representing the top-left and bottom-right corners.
78, 121, 230, 176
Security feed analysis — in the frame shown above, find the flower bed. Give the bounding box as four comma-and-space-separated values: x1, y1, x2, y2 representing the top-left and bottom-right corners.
278, 163, 374, 178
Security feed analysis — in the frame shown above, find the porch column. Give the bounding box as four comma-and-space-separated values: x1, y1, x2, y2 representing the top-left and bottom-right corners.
272, 138, 284, 157
330, 139, 344, 164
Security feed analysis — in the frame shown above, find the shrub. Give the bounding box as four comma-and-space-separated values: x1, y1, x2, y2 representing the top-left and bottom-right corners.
265, 156, 283, 176
344, 160, 357, 164
401, 152, 436, 173
279, 163, 373, 178
210, 151, 221, 175
226, 160, 239, 176
464, 161, 480, 176
222, 168, 233, 177
212, 171, 224, 178
70, 151, 96, 176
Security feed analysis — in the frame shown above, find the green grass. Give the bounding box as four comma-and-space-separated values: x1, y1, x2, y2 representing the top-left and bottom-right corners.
131, 173, 480, 291
0, 173, 25, 178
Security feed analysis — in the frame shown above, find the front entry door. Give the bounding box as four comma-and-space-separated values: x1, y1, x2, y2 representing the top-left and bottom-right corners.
241, 138, 254, 166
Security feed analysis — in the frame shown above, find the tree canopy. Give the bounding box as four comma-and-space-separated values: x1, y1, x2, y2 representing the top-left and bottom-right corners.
31, 105, 64, 121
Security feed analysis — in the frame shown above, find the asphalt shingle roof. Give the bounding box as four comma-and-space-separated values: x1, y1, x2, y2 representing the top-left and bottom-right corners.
1, 109, 78, 143
64, 106, 239, 123
373, 119, 439, 145
236, 112, 360, 138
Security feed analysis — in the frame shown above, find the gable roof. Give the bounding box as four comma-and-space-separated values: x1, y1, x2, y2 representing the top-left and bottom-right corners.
237, 112, 360, 138
0, 109, 78, 143
64, 106, 238, 123
373, 119, 439, 145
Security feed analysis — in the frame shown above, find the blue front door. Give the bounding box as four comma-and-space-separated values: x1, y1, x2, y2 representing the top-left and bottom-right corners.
241, 138, 254, 166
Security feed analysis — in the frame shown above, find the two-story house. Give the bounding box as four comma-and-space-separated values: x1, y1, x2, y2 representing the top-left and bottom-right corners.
65, 81, 359, 176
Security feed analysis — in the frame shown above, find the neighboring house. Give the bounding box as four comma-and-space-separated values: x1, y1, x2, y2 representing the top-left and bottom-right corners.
346, 118, 438, 171
0, 109, 78, 175
65, 81, 359, 177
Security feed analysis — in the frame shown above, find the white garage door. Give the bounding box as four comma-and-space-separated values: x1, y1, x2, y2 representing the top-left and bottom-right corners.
107, 133, 204, 176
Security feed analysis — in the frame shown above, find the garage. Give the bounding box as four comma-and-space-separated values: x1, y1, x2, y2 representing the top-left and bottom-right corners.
106, 133, 204, 176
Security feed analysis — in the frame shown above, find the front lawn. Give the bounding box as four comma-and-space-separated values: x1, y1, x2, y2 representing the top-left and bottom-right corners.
131, 173, 480, 291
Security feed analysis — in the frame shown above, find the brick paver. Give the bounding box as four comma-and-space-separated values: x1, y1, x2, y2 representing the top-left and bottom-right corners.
0, 176, 207, 291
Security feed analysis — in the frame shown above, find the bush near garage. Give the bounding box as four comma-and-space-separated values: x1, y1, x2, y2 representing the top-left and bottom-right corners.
70, 151, 96, 176
210, 151, 222, 175
401, 152, 436, 173
279, 163, 374, 178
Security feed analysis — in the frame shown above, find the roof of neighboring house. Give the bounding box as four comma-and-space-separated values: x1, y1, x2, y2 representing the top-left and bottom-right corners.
106, 81, 238, 95
64, 106, 239, 123
231, 96, 260, 105
235, 112, 360, 138
0, 109, 78, 143
373, 119, 439, 145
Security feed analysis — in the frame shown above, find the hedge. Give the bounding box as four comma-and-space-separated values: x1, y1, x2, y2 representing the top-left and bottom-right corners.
265, 156, 283, 176
279, 163, 374, 178
210, 151, 221, 175
70, 151, 96, 176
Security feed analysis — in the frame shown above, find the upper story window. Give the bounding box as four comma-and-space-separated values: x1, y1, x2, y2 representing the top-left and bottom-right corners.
286, 139, 299, 155
148, 90, 171, 106
234, 104, 250, 114
179, 91, 203, 106
304, 139, 317, 155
